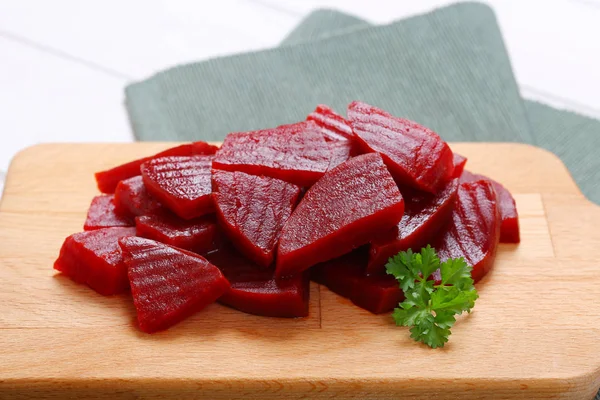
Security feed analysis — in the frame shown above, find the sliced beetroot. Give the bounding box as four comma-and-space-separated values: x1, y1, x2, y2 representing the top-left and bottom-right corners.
54, 227, 136, 295
212, 121, 331, 187
119, 236, 230, 333
206, 245, 309, 318
452, 153, 467, 178
276, 153, 405, 278
114, 176, 163, 218
312, 250, 403, 314
84, 194, 133, 231
460, 170, 520, 243
212, 170, 301, 268
347, 101, 454, 193
95, 141, 218, 193
141, 155, 214, 220
135, 214, 219, 255
436, 181, 501, 283
327, 140, 354, 170
368, 178, 459, 274
306, 104, 353, 141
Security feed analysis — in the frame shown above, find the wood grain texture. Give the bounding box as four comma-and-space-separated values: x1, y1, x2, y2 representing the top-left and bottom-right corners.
0, 143, 599, 400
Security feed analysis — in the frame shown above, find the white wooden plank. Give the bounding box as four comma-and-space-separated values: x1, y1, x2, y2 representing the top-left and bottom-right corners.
571, 0, 600, 6
0, 0, 301, 79
0, 37, 132, 176
491, 0, 600, 114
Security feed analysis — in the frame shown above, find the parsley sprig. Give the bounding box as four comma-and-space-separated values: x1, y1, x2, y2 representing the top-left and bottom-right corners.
385, 245, 478, 348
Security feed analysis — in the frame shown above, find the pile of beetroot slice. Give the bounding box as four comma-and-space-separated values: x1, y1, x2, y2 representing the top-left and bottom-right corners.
54, 101, 520, 333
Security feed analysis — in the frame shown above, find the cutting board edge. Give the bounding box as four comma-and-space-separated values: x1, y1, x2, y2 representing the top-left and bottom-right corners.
1, 373, 599, 400
3, 141, 583, 185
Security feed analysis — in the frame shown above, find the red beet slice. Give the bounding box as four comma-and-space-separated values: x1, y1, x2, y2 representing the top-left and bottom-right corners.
436, 181, 501, 283
306, 104, 353, 141
327, 140, 354, 170
54, 227, 136, 295
141, 155, 214, 220
212, 121, 331, 187
347, 101, 454, 193
312, 250, 403, 314
206, 245, 309, 318
276, 153, 405, 277
452, 153, 467, 178
135, 214, 219, 255
460, 170, 520, 243
84, 195, 133, 231
368, 178, 459, 274
114, 176, 163, 218
212, 170, 301, 268
119, 236, 230, 333
95, 141, 218, 193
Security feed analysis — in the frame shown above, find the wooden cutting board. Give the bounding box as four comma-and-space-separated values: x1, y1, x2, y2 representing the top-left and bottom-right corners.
1, 143, 599, 400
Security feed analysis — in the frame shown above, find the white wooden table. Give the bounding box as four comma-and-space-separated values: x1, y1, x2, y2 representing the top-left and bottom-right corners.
1, 0, 599, 195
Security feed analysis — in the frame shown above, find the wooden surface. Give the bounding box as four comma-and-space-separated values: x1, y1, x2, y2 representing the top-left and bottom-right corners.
0, 142, 599, 399
3, 0, 600, 178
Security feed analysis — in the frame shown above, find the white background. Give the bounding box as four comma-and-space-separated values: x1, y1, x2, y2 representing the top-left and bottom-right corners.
1, 0, 599, 194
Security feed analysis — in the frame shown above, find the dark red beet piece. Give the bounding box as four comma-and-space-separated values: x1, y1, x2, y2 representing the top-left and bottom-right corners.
206, 245, 309, 318
460, 170, 520, 243
141, 155, 214, 220
135, 214, 219, 255
119, 237, 230, 333
95, 141, 218, 193
452, 153, 467, 178
212, 170, 301, 268
347, 101, 454, 193
212, 121, 331, 187
114, 176, 163, 218
306, 104, 353, 141
436, 181, 501, 283
54, 227, 136, 295
312, 250, 403, 314
327, 140, 354, 170
276, 153, 405, 277
368, 179, 459, 275
84, 195, 133, 231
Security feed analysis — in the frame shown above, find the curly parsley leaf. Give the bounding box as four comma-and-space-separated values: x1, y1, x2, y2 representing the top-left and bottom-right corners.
440, 257, 474, 289
385, 249, 418, 292
386, 246, 478, 348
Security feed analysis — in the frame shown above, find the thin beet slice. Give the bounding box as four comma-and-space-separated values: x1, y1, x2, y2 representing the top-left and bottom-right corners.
84, 195, 133, 231
452, 153, 467, 178
95, 141, 218, 193
206, 245, 309, 318
212, 170, 301, 268
141, 155, 214, 220
436, 181, 501, 283
312, 250, 403, 314
54, 227, 136, 295
306, 104, 353, 141
135, 214, 219, 255
114, 176, 163, 218
212, 121, 331, 187
327, 140, 354, 170
368, 179, 459, 275
460, 170, 520, 243
348, 101, 454, 193
119, 237, 230, 333
276, 153, 405, 278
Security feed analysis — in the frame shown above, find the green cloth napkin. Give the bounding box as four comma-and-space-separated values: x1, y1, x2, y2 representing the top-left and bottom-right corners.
125, 2, 598, 204
282, 9, 600, 205
126, 3, 532, 145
